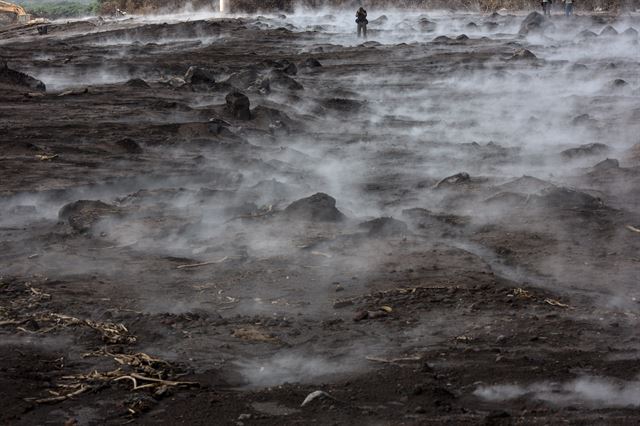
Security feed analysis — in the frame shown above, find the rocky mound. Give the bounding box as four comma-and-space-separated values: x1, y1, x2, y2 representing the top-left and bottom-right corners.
58, 200, 122, 232
518, 12, 554, 35
283, 193, 345, 222
0, 61, 46, 92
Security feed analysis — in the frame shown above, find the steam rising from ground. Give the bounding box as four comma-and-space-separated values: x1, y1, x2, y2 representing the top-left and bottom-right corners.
235, 352, 363, 388
476, 376, 640, 407
1, 6, 640, 395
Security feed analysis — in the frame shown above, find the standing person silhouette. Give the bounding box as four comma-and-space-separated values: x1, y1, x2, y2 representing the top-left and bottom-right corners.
564, 0, 574, 16
356, 6, 368, 38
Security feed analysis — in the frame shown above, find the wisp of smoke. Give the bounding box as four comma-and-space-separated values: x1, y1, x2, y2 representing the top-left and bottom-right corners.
475, 376, 640, 407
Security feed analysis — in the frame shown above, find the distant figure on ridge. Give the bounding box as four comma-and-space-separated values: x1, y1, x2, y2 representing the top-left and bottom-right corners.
356, 6, 368, 38
542, 0, 552, 16
564, 0, 574, 16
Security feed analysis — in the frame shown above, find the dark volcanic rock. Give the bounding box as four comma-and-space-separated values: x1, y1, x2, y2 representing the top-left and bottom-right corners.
115, 138, 143, 154
533, 187, 605, 210
509, 49, 537, 61
418, 18, 436, 32
434, 172, 471, 189
497, 175, 555, 194
321, 98, 364, 113
125, 78, 150, 89
284, 193, 345, 222
251, 105, 294, 132
283, 62, 297, 75
433, 35, 452, 43
609, 79, 628, 89
599, 25, 618, 37
571, 113, 597, 126
0, 61, 46, 92
456, 34, 469, 41
359, 217, 408, 237
577, 30, 598, 40
569, 63, 588, 72
300, 57, 322, 68
184, 66, 216, 85
592, 158, 619, 171
225, 91, 251, 120
369, 15, 388, 25
621, 27, 639, 39
518, 12, 554, 35
58, 200, 121, 232
270, 59, 297, 76
561, 143, 610, 159
483, 22, 499, 30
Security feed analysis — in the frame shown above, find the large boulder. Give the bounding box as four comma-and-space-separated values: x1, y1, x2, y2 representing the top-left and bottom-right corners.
58, 200, 121, 232
518, 12, 554, 35
184, 66, 216, 85
0, 61, 46, 92
225, 91, 251, 120
561, 143, 610, 159
599, 25, 618, 37
284, 193, 345, 222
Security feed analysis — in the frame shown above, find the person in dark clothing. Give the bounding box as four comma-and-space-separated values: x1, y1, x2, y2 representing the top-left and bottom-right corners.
541, 0, 552, 16
356, 7, 368, 38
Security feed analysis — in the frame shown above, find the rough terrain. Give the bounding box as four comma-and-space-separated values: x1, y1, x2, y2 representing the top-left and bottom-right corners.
1, 7, 640, 425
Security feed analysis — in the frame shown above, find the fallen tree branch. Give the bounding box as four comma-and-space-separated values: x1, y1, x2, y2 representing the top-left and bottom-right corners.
115, 373, 198, 390
35, 385, 89, 404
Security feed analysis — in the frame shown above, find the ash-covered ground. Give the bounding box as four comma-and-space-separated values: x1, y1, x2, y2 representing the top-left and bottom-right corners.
1, 6, 640, 425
